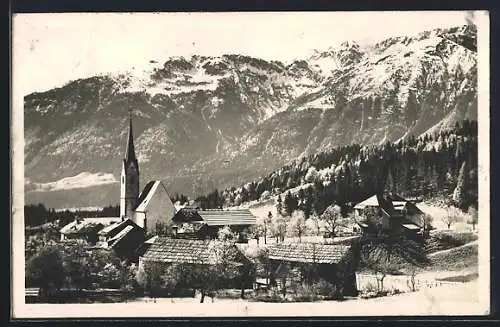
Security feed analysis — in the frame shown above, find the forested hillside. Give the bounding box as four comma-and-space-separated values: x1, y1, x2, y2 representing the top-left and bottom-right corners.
197, 120, 478, 215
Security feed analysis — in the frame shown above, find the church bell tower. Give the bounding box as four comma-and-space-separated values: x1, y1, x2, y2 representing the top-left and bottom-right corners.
120, 110, 140, 221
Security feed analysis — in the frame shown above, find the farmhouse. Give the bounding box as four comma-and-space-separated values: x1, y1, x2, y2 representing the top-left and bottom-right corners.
96, 218, 146, 259
267, 243, 358, 297
172, 207, 257, 241
59, 217, 120, 244
139, 237, 254, 289
353, 193, 425, 238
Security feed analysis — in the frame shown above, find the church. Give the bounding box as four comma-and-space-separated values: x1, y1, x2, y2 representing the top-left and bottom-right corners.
59, 112, 256, 248
119, 113, 177, 235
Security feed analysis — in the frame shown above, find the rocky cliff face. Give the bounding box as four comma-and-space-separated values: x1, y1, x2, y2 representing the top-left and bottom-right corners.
24, 25, 478, 208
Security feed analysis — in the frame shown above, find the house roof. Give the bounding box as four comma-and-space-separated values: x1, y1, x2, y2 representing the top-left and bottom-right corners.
354, 194, 424, 217
98, 218, 140, 236
140, 237, 247, 265
135, 181, 156, 210
144, 235, 159, 244
135, 181, 172, 212
108, 225, 135, 248
173, 208, 257, 226
60, 217, 119, 235
198, 209, 256, 226
97, 221, 121, 236
267, 243, 352, 264
141, 238, 213, 264
401, 223, 420, 230
353, 195, 380, 209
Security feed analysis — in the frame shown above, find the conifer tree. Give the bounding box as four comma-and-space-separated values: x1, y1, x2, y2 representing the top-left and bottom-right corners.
452, 161, 468, 209
276, 195, 283, 216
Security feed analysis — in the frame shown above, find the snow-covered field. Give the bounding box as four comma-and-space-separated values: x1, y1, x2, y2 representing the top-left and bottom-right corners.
18, 280, 485, 318
416, 202, 472, 231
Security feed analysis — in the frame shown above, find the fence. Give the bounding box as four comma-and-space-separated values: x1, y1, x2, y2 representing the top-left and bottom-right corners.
356, 273, 456, 293
30, 288, 135, 303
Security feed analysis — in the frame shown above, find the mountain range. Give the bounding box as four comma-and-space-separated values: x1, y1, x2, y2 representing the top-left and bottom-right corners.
24, 24, 478, 209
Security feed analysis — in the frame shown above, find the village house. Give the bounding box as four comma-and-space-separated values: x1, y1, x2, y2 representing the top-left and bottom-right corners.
139, 237, 255, 291
96, 218, 146, 259
353, 193, 426, 238
266, 243, 358, 297
59, 217, 120, 244
171, 207, 257, 242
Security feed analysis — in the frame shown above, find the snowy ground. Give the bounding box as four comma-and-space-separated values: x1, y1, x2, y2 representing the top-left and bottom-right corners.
416, 202, 472, 231
19, 280, 485, 318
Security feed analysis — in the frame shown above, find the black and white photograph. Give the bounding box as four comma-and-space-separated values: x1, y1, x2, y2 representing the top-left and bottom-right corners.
11, 11, 490, 317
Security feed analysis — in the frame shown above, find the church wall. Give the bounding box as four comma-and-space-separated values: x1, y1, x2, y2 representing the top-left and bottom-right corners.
136, 182, 177, 235
119, 163, 126, 218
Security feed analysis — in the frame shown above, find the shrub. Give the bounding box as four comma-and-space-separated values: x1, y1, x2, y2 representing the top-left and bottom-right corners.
388, 288, 401, 296
249, 289, 285, 302
312, 279, 335, 296
26, 244, 66, 292
292, 283, 319, 302
362, 281, 378, 293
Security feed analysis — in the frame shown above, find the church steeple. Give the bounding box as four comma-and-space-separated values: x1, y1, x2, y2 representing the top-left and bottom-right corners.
125, 110, 138, 165
120, 110, 140, 221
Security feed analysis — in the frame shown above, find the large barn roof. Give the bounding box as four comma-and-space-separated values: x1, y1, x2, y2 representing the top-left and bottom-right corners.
140, 237, 249, 265
141, 238, 212, 264
198, 209, 256, 226
173, 208, 256, 226
267, 243, 352, 264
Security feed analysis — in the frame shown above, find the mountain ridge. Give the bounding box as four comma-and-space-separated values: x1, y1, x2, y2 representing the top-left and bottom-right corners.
24, 24, 478, 209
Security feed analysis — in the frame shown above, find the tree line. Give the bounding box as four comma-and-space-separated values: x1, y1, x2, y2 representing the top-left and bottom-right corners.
24, 204, 120, 227
25, 192, 192, 228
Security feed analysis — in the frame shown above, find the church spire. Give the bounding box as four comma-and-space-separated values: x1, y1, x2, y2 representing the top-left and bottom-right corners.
125, 109, 137, 164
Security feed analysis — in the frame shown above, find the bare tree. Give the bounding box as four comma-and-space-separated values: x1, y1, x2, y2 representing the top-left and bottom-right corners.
319, 204, 348, 238
263, 211, 273, 244
407, 268, 417, 292
271, 213, 287, 243
306, 215, 324, 236
360, 235, 427, 293
442, 206, 463, 230
422, 214, 433, 232
467, 206, 478, 231
287, 210, 307, 242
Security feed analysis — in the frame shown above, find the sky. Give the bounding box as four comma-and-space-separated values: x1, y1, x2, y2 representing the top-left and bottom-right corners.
13, 11, 476, 95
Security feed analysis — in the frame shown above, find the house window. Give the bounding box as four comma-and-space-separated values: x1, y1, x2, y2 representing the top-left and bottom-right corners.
122, 176, 124, 183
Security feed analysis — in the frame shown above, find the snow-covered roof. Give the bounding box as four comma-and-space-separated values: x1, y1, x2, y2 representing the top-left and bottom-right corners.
97, 221, 121, 236
392, 201, 407, 208
60, 217, 120, 234
268, 243, 352, 264
144, 235, 159, 244
401, 223, 420, 230
108, 225, 135, 248
198, 209, 257, 226
354, 195, 380, 209
135, 180, 172, 212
